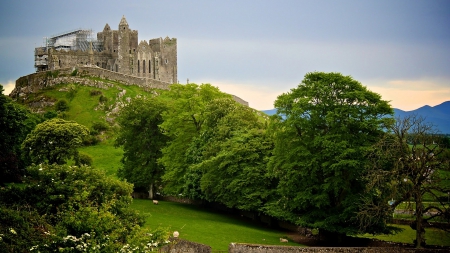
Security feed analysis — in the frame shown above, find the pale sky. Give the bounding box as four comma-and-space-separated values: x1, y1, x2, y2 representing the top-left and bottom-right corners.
1, 0, 449, 110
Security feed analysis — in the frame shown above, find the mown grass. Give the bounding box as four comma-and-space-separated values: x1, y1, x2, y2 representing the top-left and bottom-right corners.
360, 224, 450, 247
78, 141, 123, 177
131, 199, 305, 251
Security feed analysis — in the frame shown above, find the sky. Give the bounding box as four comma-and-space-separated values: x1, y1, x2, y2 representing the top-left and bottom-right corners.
1, 0, 449, 111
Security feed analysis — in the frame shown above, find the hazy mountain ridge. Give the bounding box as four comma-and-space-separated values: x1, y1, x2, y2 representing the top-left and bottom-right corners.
262, 101, 450, 134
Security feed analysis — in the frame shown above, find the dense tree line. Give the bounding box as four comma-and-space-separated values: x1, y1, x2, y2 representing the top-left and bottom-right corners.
115, 73, 449, 247
2, 70, 449, 250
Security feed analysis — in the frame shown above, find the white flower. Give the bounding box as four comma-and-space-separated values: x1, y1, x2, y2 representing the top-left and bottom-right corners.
9, 228, 17, 235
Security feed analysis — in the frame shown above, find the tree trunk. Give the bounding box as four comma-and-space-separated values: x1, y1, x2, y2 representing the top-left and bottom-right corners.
414, 191, 425, 248
148, 183, 154, 199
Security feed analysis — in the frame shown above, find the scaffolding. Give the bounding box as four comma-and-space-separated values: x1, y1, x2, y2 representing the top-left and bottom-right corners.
45, 29, 103, 52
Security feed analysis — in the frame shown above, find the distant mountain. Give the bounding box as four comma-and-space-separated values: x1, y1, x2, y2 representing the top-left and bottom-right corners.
394, 101, 450, 134
261, 109, 277, 116
262, 101, 450, 134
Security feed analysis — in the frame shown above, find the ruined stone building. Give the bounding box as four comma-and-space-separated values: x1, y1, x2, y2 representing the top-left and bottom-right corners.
34, 16, 177, 84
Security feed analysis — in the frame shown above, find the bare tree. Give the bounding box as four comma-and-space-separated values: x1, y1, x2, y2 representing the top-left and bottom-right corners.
359, 115, 450, 248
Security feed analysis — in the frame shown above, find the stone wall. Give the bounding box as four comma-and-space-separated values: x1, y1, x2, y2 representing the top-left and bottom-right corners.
11, 66, 249, 106
160, 238, 211, 253
229, 244, 448, 253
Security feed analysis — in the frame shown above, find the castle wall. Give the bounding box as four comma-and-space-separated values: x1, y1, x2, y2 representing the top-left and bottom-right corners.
37, 16, 177, 84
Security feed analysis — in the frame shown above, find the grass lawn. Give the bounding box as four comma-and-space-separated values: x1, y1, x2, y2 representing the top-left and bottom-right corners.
79, 141, 123, 177
360, 224, 450, 247
131, 199, 305, 251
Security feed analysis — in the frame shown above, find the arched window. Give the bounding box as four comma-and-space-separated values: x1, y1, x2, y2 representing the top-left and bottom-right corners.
143, 60, 145, 73
138, 60, 140, 73
149, 60, 151, 73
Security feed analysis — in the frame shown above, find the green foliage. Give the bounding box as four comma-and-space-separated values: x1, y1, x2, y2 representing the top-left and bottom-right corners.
158, 83, 231, 194
186, 98, 274, 210
21, 118, 89, 164
75, 152, 93, 166
99, 94, 108, 103
55, 99, 69, 112
0, 164, 170, 252
268, 72, 393, 235
90, 89, 103, 96
115, 96, 169, 195
71, 68, 78, 76
0, 85, 42, 184
66, 84, 78, 101
91, 120, 110, 133
44, 110, 57, 119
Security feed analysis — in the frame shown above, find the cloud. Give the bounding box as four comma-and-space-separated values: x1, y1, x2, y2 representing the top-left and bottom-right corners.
1, 80, 15, 95
366, 78, 450, 111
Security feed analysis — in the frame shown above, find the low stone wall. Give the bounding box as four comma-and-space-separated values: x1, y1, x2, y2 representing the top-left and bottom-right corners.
229, 244, 447, 253
11, 66, 249, 106
11, 66, 171, 100
160, 238, 211, 253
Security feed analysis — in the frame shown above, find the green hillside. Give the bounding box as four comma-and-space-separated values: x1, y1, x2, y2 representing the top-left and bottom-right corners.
15, 77, 160, 175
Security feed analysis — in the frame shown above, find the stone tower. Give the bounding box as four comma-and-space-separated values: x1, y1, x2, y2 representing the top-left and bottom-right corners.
118, 16, 131, 74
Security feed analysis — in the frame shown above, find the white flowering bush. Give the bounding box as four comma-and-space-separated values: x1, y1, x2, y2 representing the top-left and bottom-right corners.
0, 164, 170, 252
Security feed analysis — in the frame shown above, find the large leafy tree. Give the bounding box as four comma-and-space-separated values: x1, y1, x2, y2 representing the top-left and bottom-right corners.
0, 84, 41, 184
115, 96, 169, 198
360, 115, 450, 248
22, 118, 89, 164
158, 83, 230, 195
268, 72, 393, 237
188, 98, 275, 210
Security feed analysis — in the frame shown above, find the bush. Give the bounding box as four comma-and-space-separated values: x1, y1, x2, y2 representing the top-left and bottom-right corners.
90, 90, 103, 96
99, 95, 108, 103
76, 153, 93, 166
44, 110, 57, 119
0, 164, 170, 252
70, 68, 78, 76
55, 99, 69, 112
92, 121, 109, 132
83, 134, 100, 146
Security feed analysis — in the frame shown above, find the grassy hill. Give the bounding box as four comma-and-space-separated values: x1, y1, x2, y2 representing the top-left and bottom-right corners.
14, 77, 157, 175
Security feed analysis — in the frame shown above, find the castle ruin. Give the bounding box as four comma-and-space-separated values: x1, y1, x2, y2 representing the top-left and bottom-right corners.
34, 16, 177, 84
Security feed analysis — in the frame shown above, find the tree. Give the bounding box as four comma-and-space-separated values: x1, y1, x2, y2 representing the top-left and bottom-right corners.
115, 96, 169, 199
22, 118, 89, 164
158, 83, 231, 195
360, 115, 450, 248
0, 84, 41, 185
187, 98, 275, 210
268, 72, 393, 238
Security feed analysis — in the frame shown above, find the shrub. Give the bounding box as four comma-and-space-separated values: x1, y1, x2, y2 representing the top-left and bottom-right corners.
70, 68, 78, 76
92, 121, 109, 132
76, 153, 93, 166
44, 110, 58, 119
90, 90, 103, 96
0, 164, 170, 252
55, 99, 69, 112
99, 95, 108, 103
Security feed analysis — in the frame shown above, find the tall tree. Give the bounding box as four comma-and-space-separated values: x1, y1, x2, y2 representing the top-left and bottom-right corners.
115, 96, 169, 199
0, 84, 41, 184
359, 115, 450, 248
187, 98, 275, 210
22, 118, 89, 165
158, 83, 230, 195
268, 72, 393, 238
